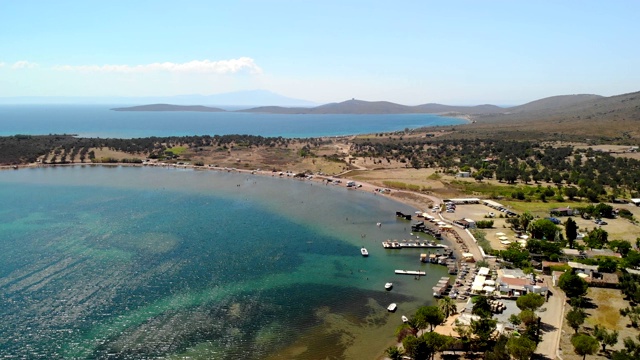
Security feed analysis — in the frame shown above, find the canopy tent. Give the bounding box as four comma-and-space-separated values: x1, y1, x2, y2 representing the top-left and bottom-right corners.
472, 283, 484, 292
484, 279, 496, 286
496, 232, 506, 236
577, 273, 589, 278
500, 240, 512, 245
478, 267, 490, 276
499, 236, 509, 240
483, 286, 496, 292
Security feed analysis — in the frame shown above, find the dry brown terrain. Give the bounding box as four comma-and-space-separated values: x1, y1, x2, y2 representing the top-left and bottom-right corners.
559, 288, 636, 359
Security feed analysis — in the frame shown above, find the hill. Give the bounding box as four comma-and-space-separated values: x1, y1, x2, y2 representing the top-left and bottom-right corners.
111, 104, 226, 112
445, 91, 640, 141
238, 99, 503, 115
506, 94, 603, 113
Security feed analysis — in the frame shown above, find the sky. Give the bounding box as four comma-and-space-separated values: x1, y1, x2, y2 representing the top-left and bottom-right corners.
1, 0, 639, 105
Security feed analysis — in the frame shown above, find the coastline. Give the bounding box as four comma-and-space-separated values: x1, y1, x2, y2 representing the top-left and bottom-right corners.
2, 161, 483, 263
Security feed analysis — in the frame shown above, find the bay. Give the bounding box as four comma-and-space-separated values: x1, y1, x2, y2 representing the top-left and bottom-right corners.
0, 166, 451, 359
0, 105, 464, 138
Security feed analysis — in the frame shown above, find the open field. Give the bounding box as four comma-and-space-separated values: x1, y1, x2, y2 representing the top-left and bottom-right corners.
559, 288, 636, 359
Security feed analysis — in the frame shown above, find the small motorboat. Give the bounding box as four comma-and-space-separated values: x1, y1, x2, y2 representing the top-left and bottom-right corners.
361, 247, 369, 257
402, 315, 409, 323
385, 282, 393, 291
387, 303, 397, 312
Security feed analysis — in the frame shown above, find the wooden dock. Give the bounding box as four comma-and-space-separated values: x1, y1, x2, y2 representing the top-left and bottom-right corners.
395, 270, 426, 276
382, 241, 448, 249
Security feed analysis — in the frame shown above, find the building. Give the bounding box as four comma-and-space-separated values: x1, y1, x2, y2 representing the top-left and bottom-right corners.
550, 207, 574, 216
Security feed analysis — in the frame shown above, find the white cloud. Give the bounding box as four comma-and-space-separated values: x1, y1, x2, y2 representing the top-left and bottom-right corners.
53, 58, 262, 74
0, 62, 5, 67
11, 60, 39, 69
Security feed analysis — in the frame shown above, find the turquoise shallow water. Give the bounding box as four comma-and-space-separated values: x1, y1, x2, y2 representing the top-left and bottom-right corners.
0, 105, 464, 138
0, 167, 450, 359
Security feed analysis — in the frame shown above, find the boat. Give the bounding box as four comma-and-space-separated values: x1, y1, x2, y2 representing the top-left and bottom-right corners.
387, 303, 397, 312
361, 247, 369, 257
402, 315, 409, 323
385, 282, 393, 290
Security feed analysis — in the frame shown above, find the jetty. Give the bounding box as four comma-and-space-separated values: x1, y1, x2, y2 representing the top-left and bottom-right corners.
395, 211, 412, 220
382, 240, 449, 250
395, 270, 426, 276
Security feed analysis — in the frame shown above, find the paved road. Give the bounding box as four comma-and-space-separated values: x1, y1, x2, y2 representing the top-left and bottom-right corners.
534, 275, 566, 359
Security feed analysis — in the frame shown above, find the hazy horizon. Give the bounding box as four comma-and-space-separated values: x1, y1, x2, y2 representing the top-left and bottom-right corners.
1, 1, 639, 105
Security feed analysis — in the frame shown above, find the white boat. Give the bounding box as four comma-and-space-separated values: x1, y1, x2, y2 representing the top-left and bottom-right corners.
387, 303, 397, 312
402, 315, 409, 323
385, 282, 393, 290
361, 247, 369, 257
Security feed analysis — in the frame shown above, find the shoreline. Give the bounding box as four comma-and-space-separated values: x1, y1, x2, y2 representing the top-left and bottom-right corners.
2, 161, 484, 263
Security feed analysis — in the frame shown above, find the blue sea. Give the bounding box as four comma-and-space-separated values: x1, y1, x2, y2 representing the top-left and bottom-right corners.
0, 166, 451, 359
0, 105, 464, 138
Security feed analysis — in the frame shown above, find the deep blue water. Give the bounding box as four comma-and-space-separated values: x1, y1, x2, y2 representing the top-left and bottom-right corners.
0, 105, 464, 138
0, 166, 450, 359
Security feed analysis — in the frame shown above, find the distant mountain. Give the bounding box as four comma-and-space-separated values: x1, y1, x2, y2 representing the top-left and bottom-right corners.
0, 90, 317, 108
238, 99, 504, 115
111, 104, 226, 112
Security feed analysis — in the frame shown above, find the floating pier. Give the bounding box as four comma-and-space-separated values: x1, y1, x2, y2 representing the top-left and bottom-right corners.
382, 240, 448, 249
395, 270, 426, 276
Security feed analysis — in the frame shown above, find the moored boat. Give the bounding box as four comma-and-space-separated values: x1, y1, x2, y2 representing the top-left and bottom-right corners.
387, 303, 397, 312
385, 282, 393, 290
361, 247, 369, 257
402, 315, 409, 323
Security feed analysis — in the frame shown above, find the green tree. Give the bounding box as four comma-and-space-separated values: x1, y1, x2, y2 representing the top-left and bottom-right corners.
566, 307, 586, 333
438, 296, 458, 318
609, 240, 632, 257
470, 317, 497, 348
516, 293, 545, 312
566, 217, 578, 248
485, 334, 511, 360
527, 218, 559, 240
595, 203, 614, 218
415, 305, 445, 331
584, 228, 609, 249
422, 332, 453, 360
453, 320, 473, 354
571, 334, 599, 360
559, 271, 589, 299
385, 346, 404, 360
472, 296, 492, 318
509, 313, 522, 327
565, 186, 579, 200
518, 309, 538, 327
594, 325, 619, 352
506, 335, 537, 360
597, 258, 618, 273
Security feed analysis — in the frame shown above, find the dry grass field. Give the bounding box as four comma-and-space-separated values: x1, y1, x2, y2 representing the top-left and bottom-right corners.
559, 288, 636, 359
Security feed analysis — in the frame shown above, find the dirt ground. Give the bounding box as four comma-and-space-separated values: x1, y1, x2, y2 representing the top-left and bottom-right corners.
438, 203, 517, 251
558, 288, 636, 359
